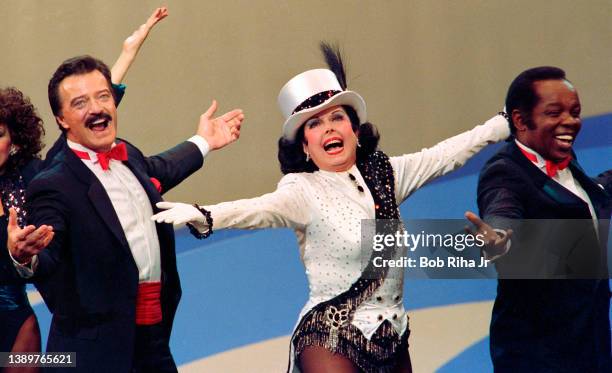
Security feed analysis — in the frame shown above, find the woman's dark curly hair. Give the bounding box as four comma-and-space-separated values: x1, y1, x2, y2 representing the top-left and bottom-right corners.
277, 105, 380, 174
0, 87, 45, 171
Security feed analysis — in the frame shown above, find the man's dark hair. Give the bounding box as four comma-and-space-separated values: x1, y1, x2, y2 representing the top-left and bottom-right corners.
505, 66, 567, 134
48, 55, 114, 129
277, 105, 380, 174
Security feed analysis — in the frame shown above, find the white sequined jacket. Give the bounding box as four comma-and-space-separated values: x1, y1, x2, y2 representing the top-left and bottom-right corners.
201, 115, 509, 340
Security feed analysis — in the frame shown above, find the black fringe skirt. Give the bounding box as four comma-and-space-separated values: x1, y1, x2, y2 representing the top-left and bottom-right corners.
292, 308, 410, 373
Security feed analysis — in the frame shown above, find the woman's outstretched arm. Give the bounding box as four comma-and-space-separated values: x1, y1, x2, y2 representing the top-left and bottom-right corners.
111, 6, 169, 84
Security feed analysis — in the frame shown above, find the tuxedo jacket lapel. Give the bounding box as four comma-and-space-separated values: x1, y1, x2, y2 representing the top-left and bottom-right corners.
62, 145, 132, 255
508, 143, 592, 213
87, 182, 131, 254
124, 156, 161, 208
569, 162, 610, 219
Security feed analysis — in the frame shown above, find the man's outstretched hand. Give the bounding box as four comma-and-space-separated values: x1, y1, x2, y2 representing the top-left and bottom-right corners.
197, 100, 244, 151
465, 211, 512, 258
7, 208, 54, 265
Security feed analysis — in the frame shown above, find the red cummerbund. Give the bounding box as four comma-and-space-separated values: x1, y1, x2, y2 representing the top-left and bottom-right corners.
135, 281, 162, 325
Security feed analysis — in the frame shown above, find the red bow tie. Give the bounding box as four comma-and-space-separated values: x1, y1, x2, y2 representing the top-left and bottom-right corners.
519, 147, 571, 177
72, 142, 128, 170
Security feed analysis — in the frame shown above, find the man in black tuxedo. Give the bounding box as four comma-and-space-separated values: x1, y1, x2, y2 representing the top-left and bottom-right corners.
474, 67, 611, 372
8, 55, 244, 372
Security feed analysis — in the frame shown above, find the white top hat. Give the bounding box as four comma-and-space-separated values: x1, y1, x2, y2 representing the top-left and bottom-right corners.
277, 69, 367, 141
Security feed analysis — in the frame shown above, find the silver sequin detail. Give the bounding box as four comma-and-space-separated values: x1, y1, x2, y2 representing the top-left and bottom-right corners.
0, 171, 27, 227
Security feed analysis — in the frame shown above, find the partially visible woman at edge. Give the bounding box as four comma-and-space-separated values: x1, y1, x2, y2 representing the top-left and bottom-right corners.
152, 44, 511, 373
0, 7, 168, 372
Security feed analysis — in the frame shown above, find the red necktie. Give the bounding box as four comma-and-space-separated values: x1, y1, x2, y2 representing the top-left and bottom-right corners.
72, 142, 128, 170
518, 147, 571, 178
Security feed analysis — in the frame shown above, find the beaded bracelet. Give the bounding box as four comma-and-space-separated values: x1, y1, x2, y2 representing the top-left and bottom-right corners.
498, 111, 510, 122
186, 204, 213, 239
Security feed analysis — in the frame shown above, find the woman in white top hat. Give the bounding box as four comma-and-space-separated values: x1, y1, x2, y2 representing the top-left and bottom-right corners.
152, 44, 510, 372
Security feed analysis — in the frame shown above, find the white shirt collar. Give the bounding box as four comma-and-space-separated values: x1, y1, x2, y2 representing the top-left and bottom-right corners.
66, 139, 117, 165
317, 163, 359, 177
514, 139, 546, 169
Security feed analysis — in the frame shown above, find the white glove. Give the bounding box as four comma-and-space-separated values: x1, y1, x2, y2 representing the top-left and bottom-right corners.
151, 202, 205, 226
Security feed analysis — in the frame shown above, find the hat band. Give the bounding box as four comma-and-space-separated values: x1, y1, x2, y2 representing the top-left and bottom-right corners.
291, 90, 342, 115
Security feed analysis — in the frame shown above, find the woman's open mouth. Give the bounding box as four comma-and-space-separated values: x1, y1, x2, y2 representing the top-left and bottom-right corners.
323, 137, 344, 155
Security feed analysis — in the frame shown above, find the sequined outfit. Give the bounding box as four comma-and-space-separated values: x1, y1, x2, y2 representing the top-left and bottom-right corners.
0, 165, 35, 352
193, 116, 509, 372
289, 151, 408, 372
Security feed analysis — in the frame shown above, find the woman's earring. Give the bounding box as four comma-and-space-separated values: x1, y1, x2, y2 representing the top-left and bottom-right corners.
357, 139, 362, 148
305, 152, 310, 162
9, 146, 17, 156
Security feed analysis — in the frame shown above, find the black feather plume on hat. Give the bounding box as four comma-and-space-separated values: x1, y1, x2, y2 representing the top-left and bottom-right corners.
320, 41, 347, 90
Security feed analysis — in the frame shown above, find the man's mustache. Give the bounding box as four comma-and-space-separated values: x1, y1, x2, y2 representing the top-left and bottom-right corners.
85, 113, 112, 129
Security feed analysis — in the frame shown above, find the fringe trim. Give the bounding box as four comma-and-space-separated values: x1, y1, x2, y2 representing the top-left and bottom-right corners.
293, 318, 408, 373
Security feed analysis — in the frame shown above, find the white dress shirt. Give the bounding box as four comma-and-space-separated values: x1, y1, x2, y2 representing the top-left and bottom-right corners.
199, 115, 509, 341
